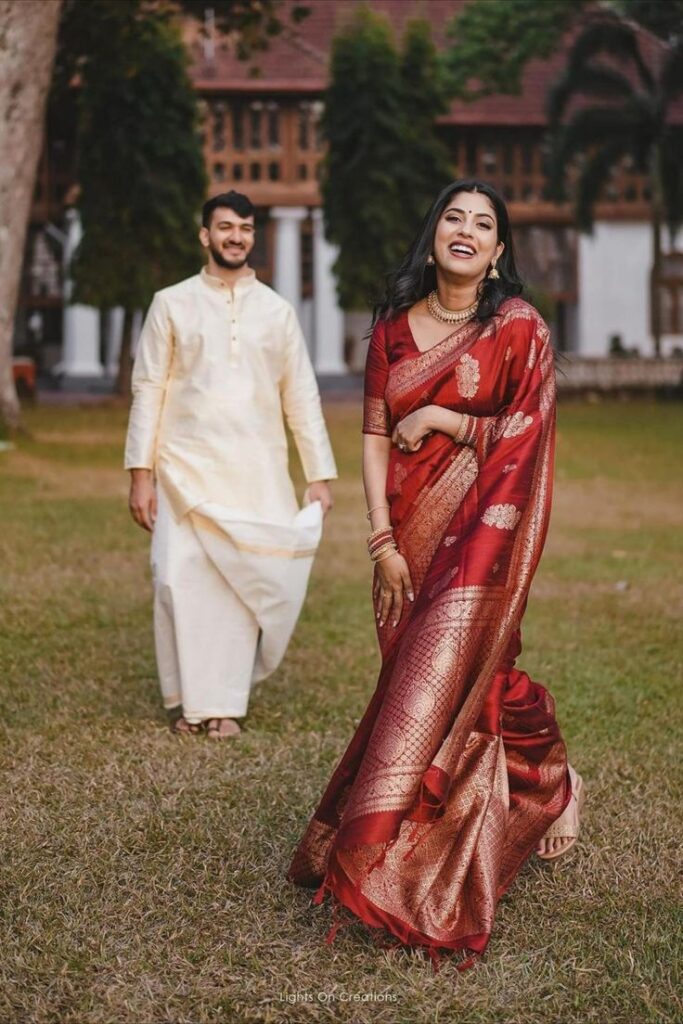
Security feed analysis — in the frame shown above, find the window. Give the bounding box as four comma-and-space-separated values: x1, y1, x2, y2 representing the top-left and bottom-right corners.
514, 225, 577, 298
268, 161, 280, 181
298, 103, 310, 150
658, 252, 683, 335
250, 104, 262, 149
605, 180, 619, 201
466, 138, 477, 175
197, 100, 208, 149
298, 163, 308, 181
211, 103, 225, 153
482, 148, 497, 172
267, 103, 280, 147
312, 101, 324, 150
232, 104, 244, 150
233, 163, 243, 181
249, 212, 269, 273
213, 163, 225, 182
249, 162, 262, 181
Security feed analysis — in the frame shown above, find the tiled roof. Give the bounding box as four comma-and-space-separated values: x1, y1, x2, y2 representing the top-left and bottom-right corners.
186, 0, 682, 124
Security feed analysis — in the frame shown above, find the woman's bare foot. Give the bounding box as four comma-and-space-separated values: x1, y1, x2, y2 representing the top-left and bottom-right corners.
205, 717, 241, 739
536, 765, 584, 860
170, 716, 203, 736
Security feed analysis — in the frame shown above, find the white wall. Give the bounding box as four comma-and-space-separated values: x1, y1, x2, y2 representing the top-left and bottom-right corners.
300, 297, 314, 358
577, 222, 651, 356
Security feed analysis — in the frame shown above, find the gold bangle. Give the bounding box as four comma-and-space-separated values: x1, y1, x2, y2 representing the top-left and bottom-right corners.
374, 545, 399, 562
368, 525, 393, 539
370, 540, 395, 556
370, 541, 398, 562
455, 414, 470, 444
366, 504, 390, 520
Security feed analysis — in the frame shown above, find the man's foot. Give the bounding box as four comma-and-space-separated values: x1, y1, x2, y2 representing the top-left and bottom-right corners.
170, 716, 203, 736
536, 765, 585, 860
205, 717, 241, 739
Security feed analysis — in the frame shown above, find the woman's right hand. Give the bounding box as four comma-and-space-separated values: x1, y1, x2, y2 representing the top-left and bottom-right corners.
373, 552, 415, 627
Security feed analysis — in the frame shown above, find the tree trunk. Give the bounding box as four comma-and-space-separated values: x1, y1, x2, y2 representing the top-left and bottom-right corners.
0, 0, 63, 432
116, 308, 134, 398
650, 146, 663, 359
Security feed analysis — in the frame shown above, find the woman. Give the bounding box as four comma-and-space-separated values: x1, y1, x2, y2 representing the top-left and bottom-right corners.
288, 180, 584, 966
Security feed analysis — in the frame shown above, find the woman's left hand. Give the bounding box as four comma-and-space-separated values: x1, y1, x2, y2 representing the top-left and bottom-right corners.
392, 408, 434, 453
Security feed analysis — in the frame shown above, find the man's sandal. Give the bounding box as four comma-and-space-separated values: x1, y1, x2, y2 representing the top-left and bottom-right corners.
170, 716, 204, 736
537, 767, 585, 861
205, 717, 241, 739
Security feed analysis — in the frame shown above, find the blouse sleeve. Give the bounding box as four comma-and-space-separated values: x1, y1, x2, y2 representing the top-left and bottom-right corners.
362, 319, 391, 436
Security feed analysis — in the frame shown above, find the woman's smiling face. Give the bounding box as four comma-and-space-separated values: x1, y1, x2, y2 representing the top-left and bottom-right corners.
432, 190, 504, 284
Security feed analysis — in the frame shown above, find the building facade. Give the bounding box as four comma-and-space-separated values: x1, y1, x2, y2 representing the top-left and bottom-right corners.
13, 0, 683, 382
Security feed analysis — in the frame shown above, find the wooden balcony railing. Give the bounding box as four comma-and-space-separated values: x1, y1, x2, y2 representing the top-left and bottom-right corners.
201, 98, 324, 205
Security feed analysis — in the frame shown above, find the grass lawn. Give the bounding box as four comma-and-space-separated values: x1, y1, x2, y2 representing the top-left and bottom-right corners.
0, 398, 681, 1024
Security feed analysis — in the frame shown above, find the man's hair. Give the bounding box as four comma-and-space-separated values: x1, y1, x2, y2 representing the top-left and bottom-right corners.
202, 190, 255, 228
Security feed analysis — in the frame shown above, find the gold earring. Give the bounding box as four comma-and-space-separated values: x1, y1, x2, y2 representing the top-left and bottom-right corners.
426, 254, 435, 266
488, 260, 500, 280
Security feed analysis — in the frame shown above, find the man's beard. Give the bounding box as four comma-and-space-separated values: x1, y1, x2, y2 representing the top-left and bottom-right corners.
209, 242, 248, 270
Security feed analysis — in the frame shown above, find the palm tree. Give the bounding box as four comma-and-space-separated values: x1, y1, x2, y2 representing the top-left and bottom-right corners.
545, 14, 683, 356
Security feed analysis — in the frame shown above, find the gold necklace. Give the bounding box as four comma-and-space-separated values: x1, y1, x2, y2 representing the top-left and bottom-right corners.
427, 290, 479, 324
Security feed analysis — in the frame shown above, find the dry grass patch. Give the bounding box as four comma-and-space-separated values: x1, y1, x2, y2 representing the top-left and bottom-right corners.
0, 399, 681, 1024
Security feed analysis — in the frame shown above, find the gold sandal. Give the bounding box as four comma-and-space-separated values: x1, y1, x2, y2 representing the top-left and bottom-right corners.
537, 768, 585, 861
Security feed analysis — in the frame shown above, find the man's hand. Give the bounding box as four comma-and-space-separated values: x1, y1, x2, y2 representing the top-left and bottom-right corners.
129, 468, 157, 531
305, 480, 333, 517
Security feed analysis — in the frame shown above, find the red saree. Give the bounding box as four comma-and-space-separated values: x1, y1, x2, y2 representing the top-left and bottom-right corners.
288, 297, 570, 964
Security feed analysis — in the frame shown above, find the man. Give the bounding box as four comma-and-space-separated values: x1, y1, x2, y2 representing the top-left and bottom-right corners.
125, 190, 337, 738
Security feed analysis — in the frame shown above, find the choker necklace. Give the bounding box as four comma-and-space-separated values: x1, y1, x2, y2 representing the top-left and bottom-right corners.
427, 290, 479, 324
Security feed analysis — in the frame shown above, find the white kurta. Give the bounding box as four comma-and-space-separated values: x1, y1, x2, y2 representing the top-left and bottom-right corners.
124, 267, 338, 721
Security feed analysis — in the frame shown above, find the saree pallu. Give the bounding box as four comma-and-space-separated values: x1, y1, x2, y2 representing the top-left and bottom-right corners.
288, 298, 570, 963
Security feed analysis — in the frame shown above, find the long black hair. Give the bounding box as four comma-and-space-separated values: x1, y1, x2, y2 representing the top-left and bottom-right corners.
373, 179, 523, 325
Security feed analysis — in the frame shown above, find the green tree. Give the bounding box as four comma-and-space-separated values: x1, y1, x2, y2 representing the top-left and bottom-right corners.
322, 7, 406, 310
0, 0, 310, 429
614, 0, 683, 42
545, 13, 683, 356
442, 0, 584, 100
398, 19, 453, 227
441, 0, 682, 99
64, 0, 206, 394
322, 7, 451, 310
0, 0, 62, 433
179, 0, 311, 60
